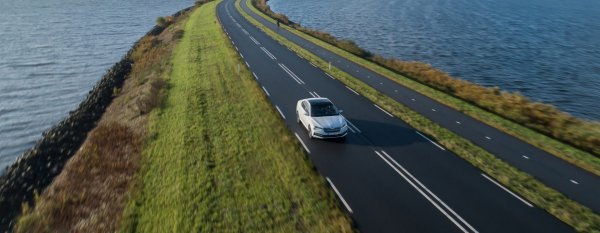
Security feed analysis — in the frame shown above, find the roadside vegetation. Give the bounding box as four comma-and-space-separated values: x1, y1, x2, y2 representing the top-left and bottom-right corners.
13, 5, 196, 232
238, 1, 600, 231
118, 1, 353, 232
249, 0, 600, 175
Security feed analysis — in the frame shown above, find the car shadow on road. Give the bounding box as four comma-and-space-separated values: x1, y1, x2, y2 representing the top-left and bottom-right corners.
321, 118, 421, 148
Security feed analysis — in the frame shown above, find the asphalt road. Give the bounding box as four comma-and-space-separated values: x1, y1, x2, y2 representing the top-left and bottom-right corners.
238, 0, 600, 213
217, 0, 575, 232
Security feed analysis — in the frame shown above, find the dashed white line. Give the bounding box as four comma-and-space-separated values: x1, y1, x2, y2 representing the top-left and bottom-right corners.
308, 92, 316, 98
346, 120, 361, 133
485, 136, 492, 140
249, 36, 260, 45
260, 47, 276, 60
394, 90, 398, 92
310, 62, 317, 67
376, 151, 477, 233
252, 72, 258, 80
326, 177, 353, 214
245, 61, 250, 68
278, 63, 305, 85
374, 104, 394, 117
261, 86, 270, 96
522, 155, 529, 159
235, 46, 238, 51
481, 174, 533, 207
570, 179, 579, 185
312, 91, 320, 97
232, 40, 235, 45
239, 53, 244, 58
415, 131, 446, 151
275, 105, 286, 119
325, 73, 335, 79
411, 98, 416, 101
432, 108, 437, 112
345, 86, 360, 95
294, 133, 310, 153
456, 121, 461, 124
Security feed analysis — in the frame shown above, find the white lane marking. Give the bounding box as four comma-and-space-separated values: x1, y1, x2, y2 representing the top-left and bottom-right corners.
309, 92, 316, 98
376, 151, 475, 233
275, 105, 286, 119
242, 28, 249, 35
310, 62, 317, 67
522, 155, 529, 159
240, 53, 244, 58
570, 179, 579, 185
374, 104, 394, 117
252, 72, 258, 80
260, 47, 276, 60
313, 91, 320, 97
235, 46, 238, 51
347, 126, 356, 133
415, 131, 446, 151
261, 86, 270, 96
245, 61, 250, 68
395, 90, 398, 92
228, 36, 231, 40
346, 120, 361, 133
481, 174, 533, 207
345, 86, 360, 95
294, 133, 310, 153
232, 40, 235, 45
456, 121, 461, 124
411, 98, 416, 101
380, 82, 384, 85
249, 36, 260, 45
278, 63, 305, 85
485, 136, 492, 140
432, 108, 437, 112
325, 73, 335, 79
326, 177, 353, 214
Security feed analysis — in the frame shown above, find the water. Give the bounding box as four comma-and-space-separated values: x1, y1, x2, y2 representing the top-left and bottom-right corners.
269, 0, 600, 120
0, 0, 194, 173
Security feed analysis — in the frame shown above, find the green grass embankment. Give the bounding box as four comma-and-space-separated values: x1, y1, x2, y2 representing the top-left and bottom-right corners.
118, 1, 353, 232
238, 0, 600, 231
249, 0, 600, 176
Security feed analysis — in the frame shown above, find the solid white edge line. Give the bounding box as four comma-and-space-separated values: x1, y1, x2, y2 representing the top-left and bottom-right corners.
415, 131, 446, 151
373, 104, 394, 117
375, 151, 470, 233
310, 62, 317, 67
481, 173, 533, 207
325, 73, 335, 79
261, 86, 270, 96
294, 133, 310, 153
326, 177, 354, 214
382, 151, 478, 233
345, 86, 360, 95
275, 105, 286, 119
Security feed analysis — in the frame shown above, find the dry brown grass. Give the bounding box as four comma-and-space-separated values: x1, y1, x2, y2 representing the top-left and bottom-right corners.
14, 9, 192, 233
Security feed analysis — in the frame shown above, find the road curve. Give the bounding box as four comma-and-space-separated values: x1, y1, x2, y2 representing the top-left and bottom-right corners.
217, 0, 573, 232
237, 0, 600, 213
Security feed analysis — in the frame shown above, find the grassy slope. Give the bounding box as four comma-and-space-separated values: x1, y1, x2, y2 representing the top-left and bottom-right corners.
246, 0, 600, 175
238, 0, 600, 231
119, 1, 353, 232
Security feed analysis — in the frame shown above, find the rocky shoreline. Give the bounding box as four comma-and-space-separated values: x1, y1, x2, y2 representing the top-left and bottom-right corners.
0, 7, 191, 231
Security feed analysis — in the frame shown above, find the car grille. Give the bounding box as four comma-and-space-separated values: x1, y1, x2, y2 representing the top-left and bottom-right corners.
324, 127, 341, 133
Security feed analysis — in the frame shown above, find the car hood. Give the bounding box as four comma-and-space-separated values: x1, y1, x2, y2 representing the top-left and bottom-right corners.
312, 115, 345, 128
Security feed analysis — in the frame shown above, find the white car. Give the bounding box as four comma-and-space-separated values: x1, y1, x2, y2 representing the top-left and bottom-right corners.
296, 98, 348, 139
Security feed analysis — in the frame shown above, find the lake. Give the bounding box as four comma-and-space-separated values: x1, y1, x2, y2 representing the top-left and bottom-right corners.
269, 0, 600, 120
0, 0, 194, 173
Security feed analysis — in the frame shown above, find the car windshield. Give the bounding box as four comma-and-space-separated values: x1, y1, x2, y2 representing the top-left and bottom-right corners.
311, 102, 339, 117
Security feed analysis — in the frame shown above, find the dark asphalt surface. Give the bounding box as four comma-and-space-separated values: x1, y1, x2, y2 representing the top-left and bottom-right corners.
236, 0, 600, 213
217, 0, 575, 232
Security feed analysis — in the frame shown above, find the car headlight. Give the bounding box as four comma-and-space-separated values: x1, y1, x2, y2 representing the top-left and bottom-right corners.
314, 125, 323, 130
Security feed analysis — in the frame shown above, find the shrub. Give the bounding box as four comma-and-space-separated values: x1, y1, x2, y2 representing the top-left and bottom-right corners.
156, 16, 167, 27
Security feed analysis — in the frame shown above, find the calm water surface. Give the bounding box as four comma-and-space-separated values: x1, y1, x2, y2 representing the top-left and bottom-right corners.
270, 0, 600, 120
0, 0, 194, 172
